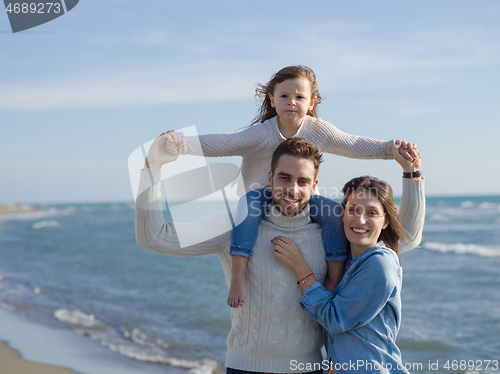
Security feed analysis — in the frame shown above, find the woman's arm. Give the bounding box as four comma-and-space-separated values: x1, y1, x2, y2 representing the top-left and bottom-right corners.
392, 144, 425, 253
299, 252, 399, 335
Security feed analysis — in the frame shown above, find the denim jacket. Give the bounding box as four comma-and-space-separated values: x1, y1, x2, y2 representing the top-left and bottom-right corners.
300, 241, 410, 374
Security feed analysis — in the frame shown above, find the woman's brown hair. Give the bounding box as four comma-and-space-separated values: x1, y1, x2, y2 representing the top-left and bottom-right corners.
341, 176, 409, 254
250, 65, 322, 126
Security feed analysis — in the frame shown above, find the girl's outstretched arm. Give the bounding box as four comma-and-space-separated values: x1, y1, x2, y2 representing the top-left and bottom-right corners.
180, 125, 271, 158
311, 117, 418, 161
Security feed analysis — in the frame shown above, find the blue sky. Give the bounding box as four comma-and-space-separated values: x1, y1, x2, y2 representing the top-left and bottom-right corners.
1, 0, 499, 203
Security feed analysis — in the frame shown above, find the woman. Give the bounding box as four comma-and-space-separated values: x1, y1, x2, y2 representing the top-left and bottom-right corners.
272, 145, 423, 374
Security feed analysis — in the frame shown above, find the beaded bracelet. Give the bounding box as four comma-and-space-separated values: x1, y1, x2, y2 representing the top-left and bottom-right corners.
297, 272, 314, 284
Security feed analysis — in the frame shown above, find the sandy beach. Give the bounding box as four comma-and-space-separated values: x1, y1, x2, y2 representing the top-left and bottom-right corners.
0, 340, 81, 374
0, 204, 40, 215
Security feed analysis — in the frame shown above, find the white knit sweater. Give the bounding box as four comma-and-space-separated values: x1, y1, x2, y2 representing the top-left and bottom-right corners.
181, 115, 395, 196
135, 171, 425, 372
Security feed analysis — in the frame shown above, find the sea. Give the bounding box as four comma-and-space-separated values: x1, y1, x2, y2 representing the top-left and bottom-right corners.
0, 195, 499, 374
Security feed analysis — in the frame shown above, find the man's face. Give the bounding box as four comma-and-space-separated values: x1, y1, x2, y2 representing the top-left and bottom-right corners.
268, 154, 318, 216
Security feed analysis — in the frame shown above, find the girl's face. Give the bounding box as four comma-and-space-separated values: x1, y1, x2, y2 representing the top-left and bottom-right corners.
269, 78, 317, 126
343, 189, 389, 257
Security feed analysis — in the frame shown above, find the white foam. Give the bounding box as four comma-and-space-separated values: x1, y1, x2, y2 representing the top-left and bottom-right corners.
0, 301, 15, 310
79, 327, 217, 374
460, 201, 475, 208
0, 276, 10, 290
478, 202, 497, 210
102, 338, 217, 374
65, 322, 217, 374
131, 328, 149, 345
54, 309, 102, 328
424, 241, 500, 258
428, 213, 450, 222
32, 220, 59, 229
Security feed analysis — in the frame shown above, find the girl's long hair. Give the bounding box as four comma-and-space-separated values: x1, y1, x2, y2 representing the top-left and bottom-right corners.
341, 176, 409, 254
250, 65, 322, 126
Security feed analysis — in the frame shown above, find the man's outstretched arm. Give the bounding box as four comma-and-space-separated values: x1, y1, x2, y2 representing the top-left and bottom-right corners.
135, 132, 232, 257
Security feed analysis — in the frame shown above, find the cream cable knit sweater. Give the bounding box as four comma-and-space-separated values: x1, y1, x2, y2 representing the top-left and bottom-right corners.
135, 171, 425, 372
181, 115, 395, 196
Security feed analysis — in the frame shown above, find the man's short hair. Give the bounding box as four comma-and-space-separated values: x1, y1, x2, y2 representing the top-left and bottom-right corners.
271, 138, 323, 177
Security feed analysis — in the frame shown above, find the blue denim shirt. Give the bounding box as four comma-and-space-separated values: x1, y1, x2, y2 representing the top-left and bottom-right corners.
300, 242, 410, 374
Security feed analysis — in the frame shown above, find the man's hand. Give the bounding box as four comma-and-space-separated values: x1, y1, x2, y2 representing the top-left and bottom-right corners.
165, 131, 184, 157
144, 131, 184, 172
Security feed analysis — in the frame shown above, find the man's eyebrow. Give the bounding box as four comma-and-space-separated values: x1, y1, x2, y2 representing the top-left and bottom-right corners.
276, 171, 312, 182
276, 171, 292, 177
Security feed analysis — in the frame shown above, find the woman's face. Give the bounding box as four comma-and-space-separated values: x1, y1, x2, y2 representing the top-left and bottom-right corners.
343, 188, 388, 257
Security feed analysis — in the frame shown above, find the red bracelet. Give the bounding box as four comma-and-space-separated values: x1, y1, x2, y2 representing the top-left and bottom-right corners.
297, 273, 314, 284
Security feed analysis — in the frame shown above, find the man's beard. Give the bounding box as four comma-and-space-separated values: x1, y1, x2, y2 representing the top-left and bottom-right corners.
271, 192, 309, 216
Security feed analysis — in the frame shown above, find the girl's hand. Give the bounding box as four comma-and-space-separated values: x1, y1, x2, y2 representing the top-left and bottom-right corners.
144, 131, 184, 172
395, 139, 418, 162
164, 131, 184, 157
272, 236, 312, 277
392, 143, 422, 174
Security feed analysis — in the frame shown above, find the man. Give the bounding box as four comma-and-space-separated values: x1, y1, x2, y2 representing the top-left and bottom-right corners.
135, 136, 424, 374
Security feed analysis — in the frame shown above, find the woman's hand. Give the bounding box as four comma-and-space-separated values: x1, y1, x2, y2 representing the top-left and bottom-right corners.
144, 131, 184, 172
392, 143, 422, 175
272, 236, 313, 279
395, 139, 418, 162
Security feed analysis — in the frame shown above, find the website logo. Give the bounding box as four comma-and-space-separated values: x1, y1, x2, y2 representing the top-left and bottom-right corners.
4, 0, 79, 33
128, 126, 245, 248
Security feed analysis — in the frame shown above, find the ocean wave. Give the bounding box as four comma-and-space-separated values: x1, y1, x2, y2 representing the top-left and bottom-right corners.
80, 327, 218, 374
0, 276, 8, 290
0, 205, 71, 222
428, 213, 450, 222
54, 309, 102, 328
423, 241, 500, 258
457, 201, 499, 210
460, 201, 475, 208
54, 310, 219, 374
478, 202, 498, 210
32, 220, 59, 229
0, 302, 15, 310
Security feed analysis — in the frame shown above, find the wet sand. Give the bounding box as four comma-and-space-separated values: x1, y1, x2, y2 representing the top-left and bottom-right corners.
0, 340, 81, 374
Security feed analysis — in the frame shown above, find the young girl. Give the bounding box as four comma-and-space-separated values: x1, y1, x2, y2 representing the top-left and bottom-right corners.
272, 146, 423, 373
164, 65, 418, 308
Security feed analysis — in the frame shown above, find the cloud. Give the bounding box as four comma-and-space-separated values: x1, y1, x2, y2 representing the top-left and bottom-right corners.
0, 61, 261, 110
1, 24, 499, 111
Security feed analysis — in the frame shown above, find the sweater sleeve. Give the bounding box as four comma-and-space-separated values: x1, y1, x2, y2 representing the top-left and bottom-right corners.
135, 170, 231, 256
181, 123, 271, 158
312, 118, 394, 160
398, 178, 426, 253
300, 252, 399, 334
